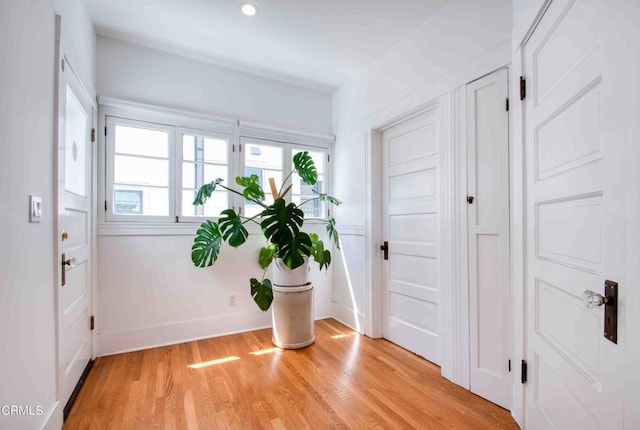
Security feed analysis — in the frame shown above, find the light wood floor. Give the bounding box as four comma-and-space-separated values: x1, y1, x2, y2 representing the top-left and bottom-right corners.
65, 319, 519, 429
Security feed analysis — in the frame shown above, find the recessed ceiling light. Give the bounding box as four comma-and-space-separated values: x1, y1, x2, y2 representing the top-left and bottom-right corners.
241, 3, 258, 17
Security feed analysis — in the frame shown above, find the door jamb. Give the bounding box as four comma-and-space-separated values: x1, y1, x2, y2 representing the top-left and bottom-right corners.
510, 2, 554, 426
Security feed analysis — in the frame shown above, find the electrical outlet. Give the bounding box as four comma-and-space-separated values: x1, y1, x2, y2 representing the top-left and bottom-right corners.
229, 293, 237, 307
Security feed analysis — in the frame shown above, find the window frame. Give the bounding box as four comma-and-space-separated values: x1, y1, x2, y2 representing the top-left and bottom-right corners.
290, 144, 331, 219
105, 116, 176, 223
99, 102, 333, 232
176, 127, 234, 223
239, 137, 332, 219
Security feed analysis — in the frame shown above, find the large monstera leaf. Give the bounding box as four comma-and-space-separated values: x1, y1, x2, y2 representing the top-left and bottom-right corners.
293, 151, 317, 186
191, 220, 223, 267
218, 209, 248, 247
235, 175, 265, 201
279, 231, 312, 269
309, 233, 331, 271
250, 278, 273, 311
258, 244, 276, 270
260, 198, 304, 246
193, 178, 223, 206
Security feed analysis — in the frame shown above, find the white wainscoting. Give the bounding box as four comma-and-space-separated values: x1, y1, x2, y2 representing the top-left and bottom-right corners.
96, 225, 334, 356
331, 225, 366, 333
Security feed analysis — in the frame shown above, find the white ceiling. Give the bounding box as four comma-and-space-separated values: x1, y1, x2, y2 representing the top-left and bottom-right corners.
85, 0, 448, 91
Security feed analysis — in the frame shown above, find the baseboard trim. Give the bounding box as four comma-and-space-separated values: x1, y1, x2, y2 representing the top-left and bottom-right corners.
63, 360, 94, 421
40, 400, 61, 430
98, 301, 334, 356
331, 301, 365, 333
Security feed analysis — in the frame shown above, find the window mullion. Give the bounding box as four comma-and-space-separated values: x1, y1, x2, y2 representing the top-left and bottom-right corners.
283, 143, 293, 204
233, 135, 242, 214
169, 126, 177, 222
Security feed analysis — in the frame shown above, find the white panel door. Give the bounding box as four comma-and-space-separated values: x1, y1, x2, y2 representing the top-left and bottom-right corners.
56, 55, 93, 407
467, 68, 511, 408
382, 109, 440, 364
524, 0, 625, 428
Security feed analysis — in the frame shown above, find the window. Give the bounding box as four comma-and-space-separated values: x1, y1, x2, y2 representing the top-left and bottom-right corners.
103, 112, 331, 224
243, 140, 283, 217
291, 148, 327, 218
106, 117, 174, 221
179, 131, 230, 219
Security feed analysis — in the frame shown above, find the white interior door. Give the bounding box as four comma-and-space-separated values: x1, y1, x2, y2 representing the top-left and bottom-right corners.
56, 54, 94, 409
524, 0, 625, 428
467, 68, 511, 409
381, 108, 440, 364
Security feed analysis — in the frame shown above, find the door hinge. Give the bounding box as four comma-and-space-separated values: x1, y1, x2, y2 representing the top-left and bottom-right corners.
327, 153, 330, 162
521, 359, 528, 384
505, 98, 510, 111
91, 128, 96, 143
232, 144, 235, 153
239, 144, 242, 152
467, 196, 474, 204
520, 76, 526, 100
90, 315, 95, 331
508, 359, 511, 372
104, 200, 107, 211
61, 59, 65, 71
104, 126, 107, 136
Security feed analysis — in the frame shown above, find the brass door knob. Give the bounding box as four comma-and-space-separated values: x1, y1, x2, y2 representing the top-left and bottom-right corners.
61, 230, 69, 241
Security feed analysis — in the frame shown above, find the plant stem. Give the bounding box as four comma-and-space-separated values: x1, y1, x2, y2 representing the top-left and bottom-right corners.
218, 183, 269, 209
278, 170, 295, 196
240, 213, 263, 226
298, 197, 320, 207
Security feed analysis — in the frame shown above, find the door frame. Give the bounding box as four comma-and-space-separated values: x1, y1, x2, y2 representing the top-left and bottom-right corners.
510, 2, 553, 427
364, 95, 455, 376
362, 46, 512, 385
512, 1, 640, 428
53, 15, 98, 409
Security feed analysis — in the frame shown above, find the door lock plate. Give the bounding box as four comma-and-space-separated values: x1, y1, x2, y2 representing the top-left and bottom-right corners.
604, 280, 618, 344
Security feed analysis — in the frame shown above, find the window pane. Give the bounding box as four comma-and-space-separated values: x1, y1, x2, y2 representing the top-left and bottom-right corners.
115, 125, 168, 158
182, 135, 228, 163
114, 155, 169, 186
244, 142, 283, 216
183, 190, 227, 217
181, 132, 230, 217
181, 163, 228, 189
113, 185, 169, 216
245, 143, 283, 170
65, 85, 88, 196
292, 149, 326, 218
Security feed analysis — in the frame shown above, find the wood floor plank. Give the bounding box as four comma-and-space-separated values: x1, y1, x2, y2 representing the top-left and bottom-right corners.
64, 319, 519, 430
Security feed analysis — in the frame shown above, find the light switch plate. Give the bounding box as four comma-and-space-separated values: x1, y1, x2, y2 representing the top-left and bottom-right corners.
29, 195, 42, 223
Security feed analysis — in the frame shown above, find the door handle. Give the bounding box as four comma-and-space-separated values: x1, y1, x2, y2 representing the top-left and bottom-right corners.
61, 253, 75, 286
583, 290, 607, 308
583, 280, 618, 344
380, 241, 389, 260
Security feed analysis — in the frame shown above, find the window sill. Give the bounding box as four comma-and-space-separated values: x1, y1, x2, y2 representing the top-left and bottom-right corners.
97, 219, 331, 237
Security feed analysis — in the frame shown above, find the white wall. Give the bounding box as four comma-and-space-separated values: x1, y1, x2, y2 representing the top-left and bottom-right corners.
53, 0, 96, 94
331, 0, 512, 333
95, 39, 335, 355
97, 36, 333, 136
0, 0, 94, 428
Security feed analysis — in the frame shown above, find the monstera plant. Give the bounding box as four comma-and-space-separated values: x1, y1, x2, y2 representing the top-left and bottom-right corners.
191, 151, 341, 311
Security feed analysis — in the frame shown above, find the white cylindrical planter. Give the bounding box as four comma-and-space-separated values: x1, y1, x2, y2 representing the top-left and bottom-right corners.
271, 259, 315, 349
